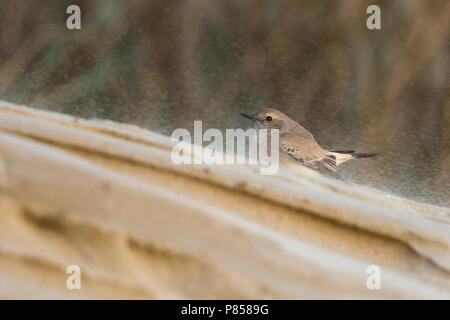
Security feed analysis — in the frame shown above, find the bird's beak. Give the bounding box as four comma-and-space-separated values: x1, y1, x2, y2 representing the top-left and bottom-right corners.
240, 113, 257, 121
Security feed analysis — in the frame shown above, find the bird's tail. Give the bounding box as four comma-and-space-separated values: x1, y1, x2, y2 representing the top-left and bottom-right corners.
351, 152, 380, 159
329, 150, 379, 165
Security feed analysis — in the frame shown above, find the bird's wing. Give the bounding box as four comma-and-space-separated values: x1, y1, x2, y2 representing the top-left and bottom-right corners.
281, 142, 338, 173
280, 123, 342, 178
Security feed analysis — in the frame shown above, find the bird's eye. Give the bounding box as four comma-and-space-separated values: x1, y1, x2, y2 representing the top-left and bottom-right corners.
265, 116, 273, 122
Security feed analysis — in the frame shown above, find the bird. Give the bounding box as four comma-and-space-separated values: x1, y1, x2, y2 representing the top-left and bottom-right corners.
240, 108, 379, 179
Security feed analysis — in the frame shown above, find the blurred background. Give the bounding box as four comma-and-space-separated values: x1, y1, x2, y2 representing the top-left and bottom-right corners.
0, 0, 448, 206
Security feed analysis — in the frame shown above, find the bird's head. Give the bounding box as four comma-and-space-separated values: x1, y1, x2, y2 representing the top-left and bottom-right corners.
240, 107, 288, 130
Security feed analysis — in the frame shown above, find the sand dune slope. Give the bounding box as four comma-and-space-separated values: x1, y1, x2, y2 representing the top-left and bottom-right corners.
0, 101, 449, 299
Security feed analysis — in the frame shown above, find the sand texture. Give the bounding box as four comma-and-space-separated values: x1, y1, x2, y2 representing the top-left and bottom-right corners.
0, 101, 449, 299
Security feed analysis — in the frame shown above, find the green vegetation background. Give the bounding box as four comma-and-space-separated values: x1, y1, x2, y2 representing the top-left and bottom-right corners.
0, 0, 448, 206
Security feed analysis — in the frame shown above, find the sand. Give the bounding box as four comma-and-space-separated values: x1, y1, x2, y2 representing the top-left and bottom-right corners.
0, 101, 449, 299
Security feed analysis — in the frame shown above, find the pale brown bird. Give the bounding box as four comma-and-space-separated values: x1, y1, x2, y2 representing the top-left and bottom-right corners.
240, 108, 379, 178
